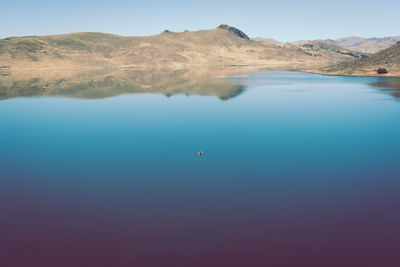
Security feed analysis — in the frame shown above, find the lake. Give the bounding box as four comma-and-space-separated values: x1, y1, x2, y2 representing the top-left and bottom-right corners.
1, 70, 400, 267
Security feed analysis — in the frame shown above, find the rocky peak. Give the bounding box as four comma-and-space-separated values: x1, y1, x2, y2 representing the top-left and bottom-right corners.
217, 24, 250, 40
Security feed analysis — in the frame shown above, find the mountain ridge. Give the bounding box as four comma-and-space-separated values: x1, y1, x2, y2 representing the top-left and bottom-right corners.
253, 35, 400, 53
318, 36, 400, 53
0, 25, 361, 72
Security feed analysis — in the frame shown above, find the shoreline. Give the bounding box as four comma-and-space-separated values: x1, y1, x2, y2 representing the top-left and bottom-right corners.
304, 69, 400, 78
1, 65, 400, 78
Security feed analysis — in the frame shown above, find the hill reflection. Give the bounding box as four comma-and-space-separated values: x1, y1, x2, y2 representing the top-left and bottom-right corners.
370, 78, 400, 99
0, 69, 246, 101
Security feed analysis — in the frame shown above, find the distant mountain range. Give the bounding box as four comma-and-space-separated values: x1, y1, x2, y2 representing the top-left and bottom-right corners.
319, 36, 400, 53
251, 37, 282, 45
254, 34, 400, 77
253, 36, 400, 54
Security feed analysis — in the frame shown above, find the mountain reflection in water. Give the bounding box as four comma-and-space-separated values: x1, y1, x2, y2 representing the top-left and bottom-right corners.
2, 69, 400, 102
370, 78, 400, 99
0, 69, 246, 101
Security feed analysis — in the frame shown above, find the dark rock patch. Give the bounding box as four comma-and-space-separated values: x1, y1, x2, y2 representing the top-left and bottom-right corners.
218, 24, 250, 40
377, 68, 389, 74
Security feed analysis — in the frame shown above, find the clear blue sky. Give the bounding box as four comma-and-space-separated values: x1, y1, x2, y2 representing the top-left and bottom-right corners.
1, 0, 399, 41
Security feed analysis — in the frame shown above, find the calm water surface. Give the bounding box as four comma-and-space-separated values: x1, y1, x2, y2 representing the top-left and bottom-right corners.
1, 71, 400, 267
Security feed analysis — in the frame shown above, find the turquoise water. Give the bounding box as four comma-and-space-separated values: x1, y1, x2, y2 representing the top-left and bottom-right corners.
1, 71, 400, 267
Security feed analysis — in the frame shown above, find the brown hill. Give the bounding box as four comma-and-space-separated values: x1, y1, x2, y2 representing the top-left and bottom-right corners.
290, 40, 367, 61
319, 42, 400, 76
252, 39, 368, 62
0, 25, 359, 72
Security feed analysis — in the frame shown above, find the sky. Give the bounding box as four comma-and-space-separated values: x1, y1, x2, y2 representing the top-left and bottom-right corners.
1, 0, 399, 42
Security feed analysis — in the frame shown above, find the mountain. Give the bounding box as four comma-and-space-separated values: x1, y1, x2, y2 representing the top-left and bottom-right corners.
252, 39, 368, 62
319, 36, 400, 53
290, 40, 367, 60
0, 25, 360, 72
319, 42, 400, 76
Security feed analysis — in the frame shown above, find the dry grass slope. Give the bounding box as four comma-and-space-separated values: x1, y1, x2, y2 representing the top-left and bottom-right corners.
290, 41, 368, 61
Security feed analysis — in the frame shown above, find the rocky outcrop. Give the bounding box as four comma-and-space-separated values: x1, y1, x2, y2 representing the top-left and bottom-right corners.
217, 24, 250, 40
377, 68, 388, 74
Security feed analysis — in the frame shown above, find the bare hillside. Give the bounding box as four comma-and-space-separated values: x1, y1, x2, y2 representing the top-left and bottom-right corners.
319, 42, 400, 76
0, 25, 358, 72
